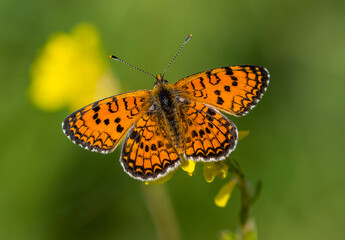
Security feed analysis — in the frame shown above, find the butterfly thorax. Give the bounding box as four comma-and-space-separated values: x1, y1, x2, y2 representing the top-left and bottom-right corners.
151, 80, 184, 153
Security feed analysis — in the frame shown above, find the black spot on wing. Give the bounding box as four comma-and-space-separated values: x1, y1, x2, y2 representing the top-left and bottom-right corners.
117, 124, 124, 133
217, 97, 224, 105
214, 90, 221, 95
115, 117, 121, 123
224, 67, 233, 76
92, 106, 100, 112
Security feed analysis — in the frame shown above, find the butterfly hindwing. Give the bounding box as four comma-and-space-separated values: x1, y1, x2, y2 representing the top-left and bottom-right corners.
179, 99, 238, 161
174, 65, 269, 116
120, 111, 181, 181
62, 90, 151, 153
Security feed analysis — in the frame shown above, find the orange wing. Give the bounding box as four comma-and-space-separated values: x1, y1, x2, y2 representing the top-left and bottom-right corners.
62, 90, 151, 153
179, 99, 238, 161
121, 111, 180, 181
174, 65, 269, 116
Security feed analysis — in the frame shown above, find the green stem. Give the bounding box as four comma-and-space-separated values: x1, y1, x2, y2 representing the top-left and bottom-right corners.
237, 169, 250, 227
141, 184, 181, 240
227, 159, 254, 227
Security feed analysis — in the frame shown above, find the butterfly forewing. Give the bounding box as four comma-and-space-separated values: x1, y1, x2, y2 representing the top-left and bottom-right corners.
62, 90, 151, 153
174, 65, 269, 116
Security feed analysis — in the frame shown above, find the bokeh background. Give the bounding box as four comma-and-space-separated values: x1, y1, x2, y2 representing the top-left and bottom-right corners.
1, 0, 345, 239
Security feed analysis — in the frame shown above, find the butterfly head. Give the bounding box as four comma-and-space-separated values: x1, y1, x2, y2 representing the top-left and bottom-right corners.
154, 74, 169, 88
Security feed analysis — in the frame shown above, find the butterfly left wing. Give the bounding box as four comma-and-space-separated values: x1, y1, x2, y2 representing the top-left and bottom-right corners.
120, 111, 181, 181
174, 65, 269, 116
62, 90, 151, 153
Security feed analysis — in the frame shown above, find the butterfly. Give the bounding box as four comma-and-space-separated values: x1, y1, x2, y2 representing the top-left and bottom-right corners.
62, 35, 269, 181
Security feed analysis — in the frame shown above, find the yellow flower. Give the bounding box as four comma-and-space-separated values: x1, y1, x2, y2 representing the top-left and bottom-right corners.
203, 161, 229, 183
29, 23, 119, 112
181, 159, 196, 176
214, 178, 237, 207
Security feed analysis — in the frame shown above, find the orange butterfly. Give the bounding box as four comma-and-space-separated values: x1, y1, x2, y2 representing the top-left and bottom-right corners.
62, 35, 269, 181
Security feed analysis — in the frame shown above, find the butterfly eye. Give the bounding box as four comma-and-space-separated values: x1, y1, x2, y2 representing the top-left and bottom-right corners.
149, 102, 159, 112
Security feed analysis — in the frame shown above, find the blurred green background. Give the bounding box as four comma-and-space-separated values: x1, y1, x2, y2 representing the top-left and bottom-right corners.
1, 0, 345, 239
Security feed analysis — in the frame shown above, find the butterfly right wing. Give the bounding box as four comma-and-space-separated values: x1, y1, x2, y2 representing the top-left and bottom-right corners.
62, 90, 151, 153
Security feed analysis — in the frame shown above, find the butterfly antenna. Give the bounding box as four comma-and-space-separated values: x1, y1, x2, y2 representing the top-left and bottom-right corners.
162, 34, 192, 79
109, 55, 156, 79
